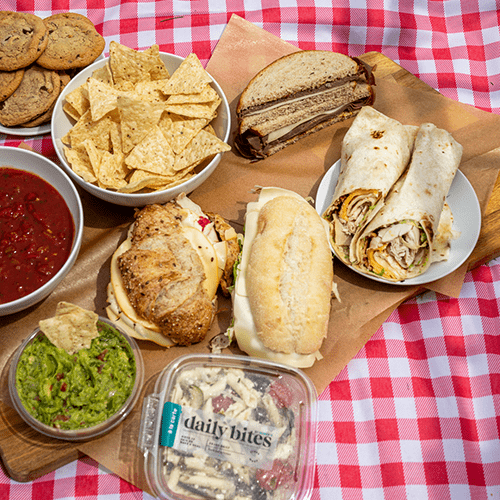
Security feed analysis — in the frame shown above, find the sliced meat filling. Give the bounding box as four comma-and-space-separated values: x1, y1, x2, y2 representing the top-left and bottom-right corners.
333, 189, 380, 245
364, 221, 429, 279
235, 98, 371, 159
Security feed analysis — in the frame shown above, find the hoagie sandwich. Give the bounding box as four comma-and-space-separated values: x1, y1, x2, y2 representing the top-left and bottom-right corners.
229, 187, 335, 367
106, 194, 239, 346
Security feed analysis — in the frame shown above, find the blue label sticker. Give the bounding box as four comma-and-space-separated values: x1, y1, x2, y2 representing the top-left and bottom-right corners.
160, 402, 182, 447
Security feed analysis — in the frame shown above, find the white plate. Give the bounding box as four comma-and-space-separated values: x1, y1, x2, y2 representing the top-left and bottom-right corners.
0, 122, 51, 137
315, 159, 482, 285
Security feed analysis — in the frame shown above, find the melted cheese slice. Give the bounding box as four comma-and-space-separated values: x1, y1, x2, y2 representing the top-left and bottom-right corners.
267, 105, 343, 143
108, 238, 175, 346
182, 226, 220, 300
233, 187, 325, 368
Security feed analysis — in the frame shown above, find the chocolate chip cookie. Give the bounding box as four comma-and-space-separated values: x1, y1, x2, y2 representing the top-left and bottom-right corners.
0, 11, 48, 71
0, 68, 24, 102
21, 71, 71, 127
36, 15, 105, 70
0, 64, 61, 127
46, 12, 95, 27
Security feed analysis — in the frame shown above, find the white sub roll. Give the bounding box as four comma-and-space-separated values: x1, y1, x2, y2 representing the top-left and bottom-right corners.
232, 187, 334, 368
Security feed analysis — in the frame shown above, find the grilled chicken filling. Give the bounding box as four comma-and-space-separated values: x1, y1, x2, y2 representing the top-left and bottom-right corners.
333, 189, 380, 244
363, 221, 429, 279
324, 189, 380, 263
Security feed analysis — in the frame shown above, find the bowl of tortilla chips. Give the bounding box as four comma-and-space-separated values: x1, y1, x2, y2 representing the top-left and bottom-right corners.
51, 42, 231, 207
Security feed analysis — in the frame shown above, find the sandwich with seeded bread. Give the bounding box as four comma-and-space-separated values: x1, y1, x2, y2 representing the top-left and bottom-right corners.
106, 194, 240, 346
234, 50, 375, 160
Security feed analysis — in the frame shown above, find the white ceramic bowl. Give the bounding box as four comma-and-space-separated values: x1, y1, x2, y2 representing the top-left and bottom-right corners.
51, 52, 231, 207
0, 147, 84, 316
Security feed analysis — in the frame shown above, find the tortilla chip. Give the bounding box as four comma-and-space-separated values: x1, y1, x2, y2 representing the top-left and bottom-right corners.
157, 111, 173, 133
119, 170, 177, 193
120, 168, 195, 193
64, 85, 90, 117
204, 123, 216, 136
91, 62, 114, 85
87, 78, 123, 121
150, 171, 196, 190
133, 80, 168, 103
160, 53, 212, 95
39, 302, 99, 355
68, 110, 114, 151
63, 102, 82, 121
166, 84, 219, 104
173, 128, 231, 172
63, 145, 97, 183
129, 168, 175, 186
98, 150, 129, 189
125, 125, 176, 175
109, 121, 122, 154
118, 173, 161, 192
109, 41, 169, 86
160, 113, 209, 154
143, 44, 170, 80
83, 139, 103, 179
117, 94, 165, 153
165, 98, 221, 119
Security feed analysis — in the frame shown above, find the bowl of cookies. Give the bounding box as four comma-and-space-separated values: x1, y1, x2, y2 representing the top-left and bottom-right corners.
51, 42, 231, 207
0, 11, 105, 136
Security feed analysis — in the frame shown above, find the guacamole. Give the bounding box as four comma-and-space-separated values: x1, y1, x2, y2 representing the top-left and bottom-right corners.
15, 321, 136, 430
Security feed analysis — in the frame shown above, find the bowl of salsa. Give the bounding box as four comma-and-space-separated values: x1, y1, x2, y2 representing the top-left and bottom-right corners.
0, 146, 83, 316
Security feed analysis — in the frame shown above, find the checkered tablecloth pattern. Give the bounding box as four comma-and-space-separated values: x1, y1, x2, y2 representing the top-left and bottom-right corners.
1, 1, 500, 499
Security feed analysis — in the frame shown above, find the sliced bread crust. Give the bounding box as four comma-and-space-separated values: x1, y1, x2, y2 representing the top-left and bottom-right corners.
237, 50, 363, 113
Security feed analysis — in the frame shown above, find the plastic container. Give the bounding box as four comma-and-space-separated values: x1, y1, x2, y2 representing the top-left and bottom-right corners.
138, 353, 318, 500
9, 316, 144, 441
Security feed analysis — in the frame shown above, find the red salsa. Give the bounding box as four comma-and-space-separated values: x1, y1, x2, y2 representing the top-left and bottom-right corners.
0, 167, 75, 304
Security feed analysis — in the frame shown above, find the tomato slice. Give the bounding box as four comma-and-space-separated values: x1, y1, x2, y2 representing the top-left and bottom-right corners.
255, 459, 294, 491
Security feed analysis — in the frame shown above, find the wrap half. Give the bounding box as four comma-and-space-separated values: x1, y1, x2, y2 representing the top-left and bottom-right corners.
322, 106, 418, 264
353, 123, 463, 282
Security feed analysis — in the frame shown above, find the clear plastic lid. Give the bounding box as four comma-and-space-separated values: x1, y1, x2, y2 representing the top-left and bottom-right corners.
138, 353, 318, 500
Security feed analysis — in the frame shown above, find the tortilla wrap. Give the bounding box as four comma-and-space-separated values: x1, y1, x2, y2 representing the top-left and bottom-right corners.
322, 106, 418, 264
353, 122, 463, 282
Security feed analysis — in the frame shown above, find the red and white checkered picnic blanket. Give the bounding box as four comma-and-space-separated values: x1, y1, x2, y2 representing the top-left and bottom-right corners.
1, 1, 499, 499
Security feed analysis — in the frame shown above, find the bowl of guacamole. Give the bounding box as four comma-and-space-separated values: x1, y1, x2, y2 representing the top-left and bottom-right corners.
9, 312, 144, 441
